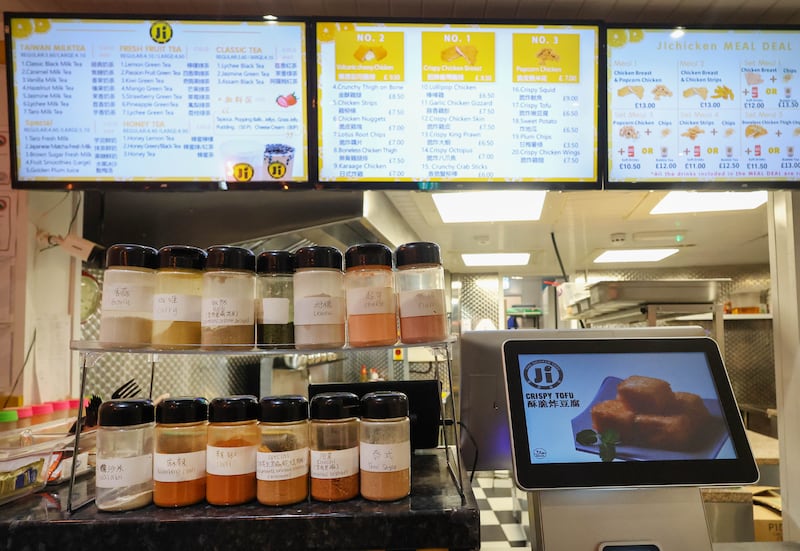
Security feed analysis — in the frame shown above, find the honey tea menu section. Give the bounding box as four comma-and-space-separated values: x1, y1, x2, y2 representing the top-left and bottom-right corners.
8, 17, 308, 184
316, 22, 599, 185
607, 28, 800, 186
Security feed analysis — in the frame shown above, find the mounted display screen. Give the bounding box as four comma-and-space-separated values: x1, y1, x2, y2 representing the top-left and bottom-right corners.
4, 14, 309, 188
606, 27, 800, 188
502, 337, 758, 490
316, 21, 600, 188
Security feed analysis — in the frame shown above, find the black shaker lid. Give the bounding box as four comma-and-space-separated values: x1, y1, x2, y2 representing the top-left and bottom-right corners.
295, 246, 343, 271
205, 246, 255, 272
105, 244, 158, 270
395, 242, 441, 267
157, 245, 207, 271
361, 391, 409, 419
345, 243, 393, 269
310, 392, 360, 420
156, 397, 209, 424
259, 395, 309, 423
257, 250, 295, 274
208, 395, 259, 423
99, 398, 155, 427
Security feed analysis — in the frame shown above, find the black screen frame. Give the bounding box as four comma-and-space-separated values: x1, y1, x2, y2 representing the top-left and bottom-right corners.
604, 23, 800, 191
4, 12, 317, 191
502, 336, 758, 490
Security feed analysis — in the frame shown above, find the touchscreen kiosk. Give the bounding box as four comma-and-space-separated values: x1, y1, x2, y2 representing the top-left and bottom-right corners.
501, 336, 758, 551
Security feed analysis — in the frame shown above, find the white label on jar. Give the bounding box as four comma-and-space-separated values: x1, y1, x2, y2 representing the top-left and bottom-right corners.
294, 295, 345, 325
206, 445, 257, 476
310, 447, 359, 479
154, 450, 206, 482
360, 442, 411, 473
153, 294, 201, 322
96, 454, 153, 488
257, 297, 290, 325
101, 283, 154, 313
201, 297, 255, 326
346, 287, 395, 315
398, 289, 445, 318
257, 447, 309, 481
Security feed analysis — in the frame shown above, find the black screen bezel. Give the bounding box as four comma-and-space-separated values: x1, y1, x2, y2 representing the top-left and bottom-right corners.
502, 337, 758, 490
604, 24, 800, 191
4, 12, 316, 191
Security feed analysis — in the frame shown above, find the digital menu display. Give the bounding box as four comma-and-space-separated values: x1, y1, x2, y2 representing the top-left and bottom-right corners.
316, 21, 599, 187
5, 15, 308, 187
607, 27, 800, 187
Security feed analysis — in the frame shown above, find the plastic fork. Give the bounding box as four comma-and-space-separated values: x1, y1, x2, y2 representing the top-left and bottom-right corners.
111, 378, 142, 399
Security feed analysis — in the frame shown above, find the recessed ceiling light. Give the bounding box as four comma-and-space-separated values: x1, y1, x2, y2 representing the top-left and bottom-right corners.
433, 191, 546, 223
650, 191, 767, 215
462, 253, 531, 267
670, 27, 685, 39
263, 14, 278, 20
593, 248, 679, 263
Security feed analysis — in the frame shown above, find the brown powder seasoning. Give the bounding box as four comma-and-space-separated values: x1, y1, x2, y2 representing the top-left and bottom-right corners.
309, 392, 360, 502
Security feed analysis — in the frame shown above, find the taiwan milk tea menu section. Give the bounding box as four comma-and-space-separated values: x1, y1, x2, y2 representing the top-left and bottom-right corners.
316, 22, 599, 187
607, 27, 800, 187
6, 16, 308, 186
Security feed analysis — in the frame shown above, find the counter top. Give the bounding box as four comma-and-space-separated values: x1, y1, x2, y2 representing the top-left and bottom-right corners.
0, 449, 480, 551
748, 430, 780, 466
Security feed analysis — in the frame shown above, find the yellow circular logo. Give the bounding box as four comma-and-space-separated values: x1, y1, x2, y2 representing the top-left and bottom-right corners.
231, 163, 255, 182
150, 21, 173, 44
267, 161, 288, 180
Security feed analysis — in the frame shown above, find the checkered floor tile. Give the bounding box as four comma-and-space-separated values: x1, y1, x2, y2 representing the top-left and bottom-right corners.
471, 471, 531, 550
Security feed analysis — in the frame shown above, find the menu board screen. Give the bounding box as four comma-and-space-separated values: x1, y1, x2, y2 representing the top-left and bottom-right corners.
316, 21, 599, 187
5, 15, 308, 187
607, 27, 800, 187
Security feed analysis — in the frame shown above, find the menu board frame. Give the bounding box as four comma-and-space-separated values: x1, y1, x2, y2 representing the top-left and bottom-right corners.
313, 17, 604, 191
4, 13, 315, 190
605, 24, 800, 190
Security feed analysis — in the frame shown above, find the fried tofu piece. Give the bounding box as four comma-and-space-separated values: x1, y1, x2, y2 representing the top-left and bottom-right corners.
616, 375, 676, 414
591, 399, 635, 441
633, 413, 694, 450
672, 391, 710, 421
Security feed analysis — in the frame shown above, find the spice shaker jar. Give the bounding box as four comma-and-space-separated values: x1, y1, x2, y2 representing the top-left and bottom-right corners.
201, 246, 256, 349
309, 392, 360, 502
359, 391, 411, 501
206, 395, 260, 505
256, 250, 295, 349
154, 397, 209, 507
395, 242, 448, 344
96, 398, 155, 511
257, 395, 309, 506
152, 246, 207, 349
293, 246, 346, 349
345, 243, 397, 348
99, 244, 158, 347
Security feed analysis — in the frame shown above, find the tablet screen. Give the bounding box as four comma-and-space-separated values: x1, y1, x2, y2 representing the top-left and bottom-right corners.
502, 337, 758, 490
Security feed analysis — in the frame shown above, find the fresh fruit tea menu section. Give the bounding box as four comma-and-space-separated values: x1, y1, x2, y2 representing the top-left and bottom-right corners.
7, 17, 308, 184
608, 28, 800, 185
316, 22, 599, 184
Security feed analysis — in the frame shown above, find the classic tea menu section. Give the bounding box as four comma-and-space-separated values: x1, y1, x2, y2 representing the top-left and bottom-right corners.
9, 18, 308, 183
608, 28, 800, 184
316, 22, 598, 183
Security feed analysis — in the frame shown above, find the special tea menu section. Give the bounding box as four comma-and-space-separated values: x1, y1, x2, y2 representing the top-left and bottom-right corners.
607, 28, 800, 185
7, 17, 308, 183
316, 22, 599, 185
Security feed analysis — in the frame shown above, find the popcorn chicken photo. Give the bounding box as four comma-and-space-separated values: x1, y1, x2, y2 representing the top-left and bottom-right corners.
651, 84, 673, 99
619, 125, 640, 139
536, 47, 560, 65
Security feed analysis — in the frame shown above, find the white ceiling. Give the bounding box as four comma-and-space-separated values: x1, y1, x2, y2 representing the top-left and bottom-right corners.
1, 0, 779, 276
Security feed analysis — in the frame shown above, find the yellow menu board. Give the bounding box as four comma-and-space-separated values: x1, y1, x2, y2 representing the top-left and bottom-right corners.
421, 31, 495, 83
334, 29, 405, 82
512, 33, 581, 83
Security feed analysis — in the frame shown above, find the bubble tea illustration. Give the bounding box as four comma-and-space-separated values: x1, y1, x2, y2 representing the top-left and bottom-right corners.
263, 144, 295, 180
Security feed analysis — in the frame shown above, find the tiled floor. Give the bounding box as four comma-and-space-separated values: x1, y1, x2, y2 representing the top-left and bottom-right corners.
471, 471, 532, 550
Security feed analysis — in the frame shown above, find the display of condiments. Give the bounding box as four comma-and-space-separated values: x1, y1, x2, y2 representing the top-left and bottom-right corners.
201, 246, 256, 349
99, 244, 159, 347
257, 395, 309, 506
309, 392, 360, 502
256, 251, 295, 349
206, 395, 260, 506
344, 244, 397, 348
359, 391, 411, 502
152, 246, 207, 349
96, 399, 155, 511
293, 246, 346, 350
395, 242, 449, 344
154, 397, 209, 507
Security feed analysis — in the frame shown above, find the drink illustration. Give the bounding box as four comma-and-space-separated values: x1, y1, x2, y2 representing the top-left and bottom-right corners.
263, 144, 295, 181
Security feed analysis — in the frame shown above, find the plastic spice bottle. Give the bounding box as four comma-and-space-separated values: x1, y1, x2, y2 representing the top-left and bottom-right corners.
96, 399, 155, 511
206, 395, 260, 505
344, 243, 397, 348
309, 392, 360, 502
154, 397, 209, 507
359, 391, 411, 501
293, 246, 346, 350
0, 410, 18, 431
30, 403, 54, 426
99, 244, 158, 347
13, 406, 32, 428
256, 250, 295, 349
257, 395, 309, 506
395, 242, 449, 344
152, 245, 207, 349
201, 246, 256, 350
